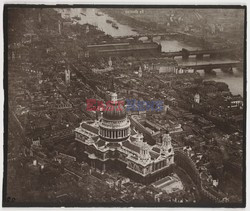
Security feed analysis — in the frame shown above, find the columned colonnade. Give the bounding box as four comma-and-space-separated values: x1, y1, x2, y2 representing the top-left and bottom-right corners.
100, 127, 130, 139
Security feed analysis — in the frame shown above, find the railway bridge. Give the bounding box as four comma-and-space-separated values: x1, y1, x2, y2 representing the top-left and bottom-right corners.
161, 48, 238, 60
177, 60, 242, 74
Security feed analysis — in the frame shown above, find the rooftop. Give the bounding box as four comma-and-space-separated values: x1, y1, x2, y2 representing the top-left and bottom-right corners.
80, 122, 99, 135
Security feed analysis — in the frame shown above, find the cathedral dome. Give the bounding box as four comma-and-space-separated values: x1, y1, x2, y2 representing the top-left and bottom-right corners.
99, 92, 130, 142
103, 103, 126, 120
103, 92, 126, 121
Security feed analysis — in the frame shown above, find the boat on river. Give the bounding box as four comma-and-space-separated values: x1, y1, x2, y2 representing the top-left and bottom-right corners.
72, 15, 81, 21
96, 12, 104, 16
106, 19, 113, 24
112, 23, 119, 29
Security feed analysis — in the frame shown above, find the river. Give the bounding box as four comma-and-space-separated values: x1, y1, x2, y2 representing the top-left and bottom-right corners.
198, 68, 243, 96
57, 8, 138, 37
56, 8, 244, 97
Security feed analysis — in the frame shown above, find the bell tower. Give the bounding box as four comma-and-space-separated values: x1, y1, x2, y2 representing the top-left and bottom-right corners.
139, 142, 151, 164
161, 132, 173, 158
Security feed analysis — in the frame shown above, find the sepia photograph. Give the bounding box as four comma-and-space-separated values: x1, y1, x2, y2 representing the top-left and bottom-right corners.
3, 5, 246, 207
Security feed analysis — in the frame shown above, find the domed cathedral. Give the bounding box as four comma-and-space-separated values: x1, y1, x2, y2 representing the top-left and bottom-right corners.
99, 92, 131, 142
74, 90, 175, 184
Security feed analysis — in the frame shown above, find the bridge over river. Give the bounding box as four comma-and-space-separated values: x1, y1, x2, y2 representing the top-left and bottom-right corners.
177, 59, 242, 73
161, 48, 239, 60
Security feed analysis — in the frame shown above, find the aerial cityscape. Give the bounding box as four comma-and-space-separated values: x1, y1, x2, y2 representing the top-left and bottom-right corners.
4, 6, 245, 207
